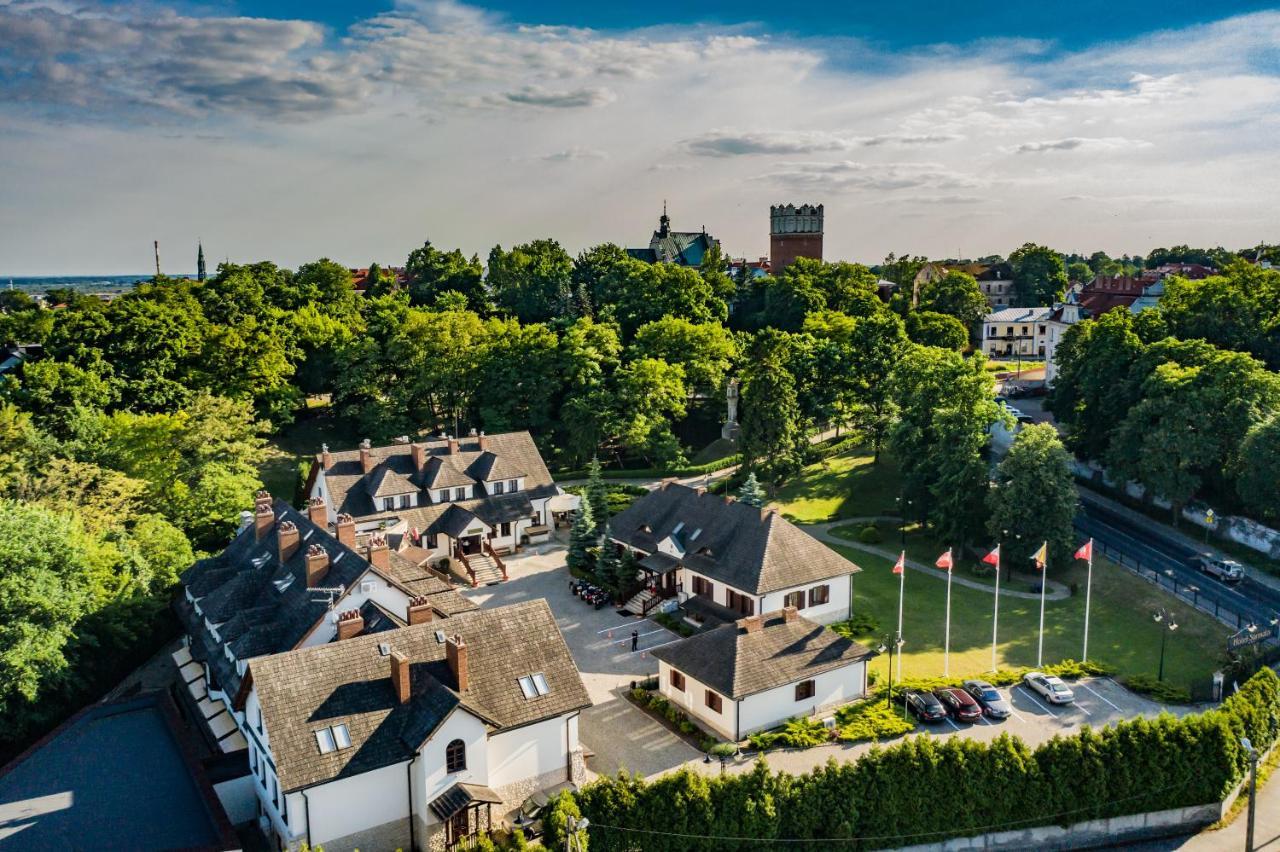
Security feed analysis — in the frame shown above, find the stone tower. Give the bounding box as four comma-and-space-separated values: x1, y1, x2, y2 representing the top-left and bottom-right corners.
769, 203, 824, 272
197, 241, 206, 282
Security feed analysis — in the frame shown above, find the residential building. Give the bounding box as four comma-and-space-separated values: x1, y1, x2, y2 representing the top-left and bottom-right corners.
651, 607, 872, 740
351, 266, 408, 293
769, 203, 823, 271
626, 204, 719, 266
1079, 274, 1146, 315
981, 306, 1052, 358
243, 599, 590, 851
174, 493, 476, 758
911, 261, 1013, 309
608, 482, 861, 624
307, 430, 576, 587
1043, 289, 1084, 386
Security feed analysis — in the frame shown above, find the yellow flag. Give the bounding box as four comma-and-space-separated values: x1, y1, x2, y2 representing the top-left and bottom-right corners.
1031, 541, 1048, 570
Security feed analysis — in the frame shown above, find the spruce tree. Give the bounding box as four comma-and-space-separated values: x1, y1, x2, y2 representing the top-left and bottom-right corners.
596, 522, 624, 595
584, 456, 610, 538
567, 499, 596, 575
737, 471, 766, 508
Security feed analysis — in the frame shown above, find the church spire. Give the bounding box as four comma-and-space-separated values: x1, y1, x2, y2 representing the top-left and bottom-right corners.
197, 241, 206, 282
658, 200, 670, 238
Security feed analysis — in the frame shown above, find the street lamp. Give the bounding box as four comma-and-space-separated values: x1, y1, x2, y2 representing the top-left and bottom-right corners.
1242, 737, 1258, 852
877, 635, 895, 707
1153, 609, 1178, 682
896, 496, 912, 548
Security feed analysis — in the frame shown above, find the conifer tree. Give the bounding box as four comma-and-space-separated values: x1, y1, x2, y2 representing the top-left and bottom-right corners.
737, 471, 766, 508
596, 522, 624, 594
567, 499, 595, 575
584, 456, 610, 537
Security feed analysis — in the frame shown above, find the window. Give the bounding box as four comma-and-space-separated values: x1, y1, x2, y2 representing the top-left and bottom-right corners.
384, 498, 395, 511
427, 533, 438, 549
519, 672, 550, 698
493, 480, 505, 495
692, 576, 712, 597
315, 728, 336, 754
795, 680, 816, 701
455, 488, 466, 502
500, 522, 511, 537
532, 672, 549, 695
332, 723, 351, 749
726, 589, 754, 616
809, 585, 830, 607
705, 690, 723, 713
669, 669, 686, 691
399, 493, 412, 509
783, 590, 805, 610
446, 739, 466, 773
508, 479, 518, 492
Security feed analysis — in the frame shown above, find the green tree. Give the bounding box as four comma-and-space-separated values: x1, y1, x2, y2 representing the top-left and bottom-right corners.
1066, 261, 1092, 283
1238, 416, 1280, 522
846, 312, 908, 462
596, 525, 624, 595
737, 472, 766, 507
987, 424, 1079, 566
488, 239, 574, 324
571, 243, 632, 316
1048, 310, 1146, 460
584, 457, 610, 538
0, 501, 95, 716
1009, 243, 1069, 307
474, 319, 562, 436
404, 240, 487, 311
633, 317, 738, 401
607, 260, 728, 340
557, 318, 622, 465
906, 311, 968, 351
916, 270, 988, 327
609, 359, 688, 466
739, 354, 806, 484
567, 499, 596, 575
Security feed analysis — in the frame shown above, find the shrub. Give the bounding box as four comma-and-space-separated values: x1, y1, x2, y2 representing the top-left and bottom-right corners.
747, 716, 829, 750
835, 695, 916, 743
856, 524, 882, 544
1122, 674, 1192, 705
629, 688, 649, 706
832, 612, 880, 638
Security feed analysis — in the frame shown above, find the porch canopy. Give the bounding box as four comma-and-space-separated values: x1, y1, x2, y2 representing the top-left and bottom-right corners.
430, 782, 503, 822
638, 552, 680, 575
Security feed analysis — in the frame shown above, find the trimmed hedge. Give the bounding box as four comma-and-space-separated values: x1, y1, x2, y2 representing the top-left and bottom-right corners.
555, 668, 1280, 851
553, 455, 742, 482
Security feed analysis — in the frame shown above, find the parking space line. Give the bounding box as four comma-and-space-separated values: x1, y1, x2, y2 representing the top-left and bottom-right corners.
1016, 686, 1058, 717
1078, 682, 1122, 712
637, 638, 682, 653
607, 628, 669, 646
978, 715, 993, 726
598, 619, 651, 635
1071, 700, 1092, 717
943, 716, 960, 731
1006, 706, 1028, 723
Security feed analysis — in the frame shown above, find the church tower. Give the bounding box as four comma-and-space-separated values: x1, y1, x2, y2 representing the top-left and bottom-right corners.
769, 203, 824, 272
197, 242, 206, 282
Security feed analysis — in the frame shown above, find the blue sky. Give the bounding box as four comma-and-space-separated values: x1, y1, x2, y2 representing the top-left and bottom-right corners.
2, 0, 1279, 273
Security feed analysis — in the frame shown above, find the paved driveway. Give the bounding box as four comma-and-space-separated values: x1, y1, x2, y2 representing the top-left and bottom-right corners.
461, 540, 695, 778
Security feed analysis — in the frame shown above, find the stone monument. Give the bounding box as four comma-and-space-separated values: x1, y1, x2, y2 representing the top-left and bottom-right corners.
721, 378, 740, 441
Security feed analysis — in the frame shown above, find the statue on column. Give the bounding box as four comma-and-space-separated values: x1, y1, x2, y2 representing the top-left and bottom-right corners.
721, 378, 740, 441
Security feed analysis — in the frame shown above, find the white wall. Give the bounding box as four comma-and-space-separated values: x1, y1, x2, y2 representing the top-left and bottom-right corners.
657, 660, 737, 741
307, 759, 411, 848
418, 708, 491, 822
759, 576, 851, 625
213, 775, 258, 825
488, 715, 570, 791
297, 570, 415, 646
736, 661, 867, 736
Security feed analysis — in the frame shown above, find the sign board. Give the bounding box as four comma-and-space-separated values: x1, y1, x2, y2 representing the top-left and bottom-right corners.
1228, 624, 1276, 650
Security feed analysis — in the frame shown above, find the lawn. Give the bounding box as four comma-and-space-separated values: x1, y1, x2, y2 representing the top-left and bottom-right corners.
769, 447, 902, 523
835, 542, 1231, 694
258, 406, 362, 503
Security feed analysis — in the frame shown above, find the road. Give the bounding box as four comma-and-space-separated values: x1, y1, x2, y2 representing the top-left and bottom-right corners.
1075, 492, 1280, 632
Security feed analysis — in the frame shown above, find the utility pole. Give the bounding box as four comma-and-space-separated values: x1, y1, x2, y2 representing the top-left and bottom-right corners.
154, 240, 161, 278
1242, 737, 1258, 852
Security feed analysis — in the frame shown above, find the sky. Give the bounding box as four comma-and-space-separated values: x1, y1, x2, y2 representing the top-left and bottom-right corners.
1, 0, 1279, 274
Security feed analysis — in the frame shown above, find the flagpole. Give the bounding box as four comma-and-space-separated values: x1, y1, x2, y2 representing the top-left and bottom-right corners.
944, 547, 953, 678
991, 546, 1000, 673
896, 551, 905, 684
1082, 539, 1094, 663
1037, 542, 1047, 668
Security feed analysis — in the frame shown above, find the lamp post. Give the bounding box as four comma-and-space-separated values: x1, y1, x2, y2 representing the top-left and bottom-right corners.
897, 496, 912, 548
878, 634, 898, 708
1153, 609, 1178, 682
1241, 737, 1258, 852
1204, 509, 1215, 544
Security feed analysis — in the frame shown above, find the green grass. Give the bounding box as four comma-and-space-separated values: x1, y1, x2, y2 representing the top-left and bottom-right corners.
831, 521, 1012, 590
836, 543, 1230, 693
690, 437, 739, 466
259, 408, 362, 504
769, 448, 902, 523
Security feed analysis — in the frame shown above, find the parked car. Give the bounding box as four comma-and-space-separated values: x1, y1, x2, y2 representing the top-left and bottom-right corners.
1191, 555, 1245, 584
933, 687, 983, 723
962, 680, 1012, 719
1023, 671, 1075, 704
905, 689, 948, 723
1014, 413, 1036, 425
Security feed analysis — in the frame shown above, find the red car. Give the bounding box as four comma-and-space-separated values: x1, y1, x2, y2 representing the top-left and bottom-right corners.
933, 687, 983, 723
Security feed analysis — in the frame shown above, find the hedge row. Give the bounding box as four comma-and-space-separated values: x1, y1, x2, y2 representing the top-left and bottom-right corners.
553, 454, 742, 482
546, 667, 1280, 851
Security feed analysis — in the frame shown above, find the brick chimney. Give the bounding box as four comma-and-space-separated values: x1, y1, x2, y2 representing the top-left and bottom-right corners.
694, 486, 707, 496
254, 489, 272, 509
307, 496, 327, 527
447, 435, 458, 455
367, 533, 389, 571
783, 605, 799, 624
738, 615, 762, 634
659, 477, 677, 491
411, 442, 427, 472
335, 513, 355, 548
390, 650, 411, 704
254, 500, 275, 542
320, 443, 332, 470
272, 519, 298, 563
359, 438, 374, 474
336, 608, 364, 640
445, 635, 468, 691
407, 595, 433, 625
305, 543, 330, 587
477, 431, 486, 452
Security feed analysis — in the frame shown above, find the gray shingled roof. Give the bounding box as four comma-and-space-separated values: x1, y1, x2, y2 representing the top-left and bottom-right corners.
319, 431, 556, 523
610, 484, 861, 595
249, 599, 591, 792
369, 465, 418, 498
651, 610, 873, 699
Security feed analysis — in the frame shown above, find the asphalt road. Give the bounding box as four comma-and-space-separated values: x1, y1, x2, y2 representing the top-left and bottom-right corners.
1075, 495, 1280, 631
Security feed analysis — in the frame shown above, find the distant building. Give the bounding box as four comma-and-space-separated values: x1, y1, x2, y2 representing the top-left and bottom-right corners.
1079, 275, 1146, 315
351, 266, 409, 293
1043, 289, 1084, 386
911, 261, 1013, 308
769, 203, 823, 271
197, 242, 206, 282
981, 306, 1051, 358
626, 203, 719, 266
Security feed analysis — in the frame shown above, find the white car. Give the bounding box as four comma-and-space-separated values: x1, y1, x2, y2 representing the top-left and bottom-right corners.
1023, 672, 1075, 704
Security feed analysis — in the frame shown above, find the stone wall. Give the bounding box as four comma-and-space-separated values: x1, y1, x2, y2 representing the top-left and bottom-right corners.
318, 816, 413, 852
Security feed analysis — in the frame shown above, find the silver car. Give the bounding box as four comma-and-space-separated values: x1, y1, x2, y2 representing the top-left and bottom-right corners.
1023, 671, 1075, 704
963, 679, 1012, 719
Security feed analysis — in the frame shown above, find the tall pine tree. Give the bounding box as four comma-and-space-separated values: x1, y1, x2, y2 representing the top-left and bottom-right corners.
567, 499, 596, 575
596, 522, 624, 595
584, 456, 610, 538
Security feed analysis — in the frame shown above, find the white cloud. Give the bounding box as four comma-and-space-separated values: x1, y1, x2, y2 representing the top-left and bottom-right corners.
1011, 136, 1154, 153
537, 147, 609, 161
681, 129, 961, 157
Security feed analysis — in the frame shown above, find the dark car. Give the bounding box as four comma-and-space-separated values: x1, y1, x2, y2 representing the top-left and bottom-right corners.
933, 687, 983, 723
962, 680, 1012, 719
905, 690, 948, 723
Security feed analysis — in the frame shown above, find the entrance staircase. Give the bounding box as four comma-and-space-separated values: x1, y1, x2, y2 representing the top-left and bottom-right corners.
468, 553, 505, 586
622, 588, 659, 616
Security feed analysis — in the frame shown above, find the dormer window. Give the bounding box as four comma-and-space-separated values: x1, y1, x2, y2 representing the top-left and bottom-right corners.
494, 481, 505, 495
507, 479, 518, 493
